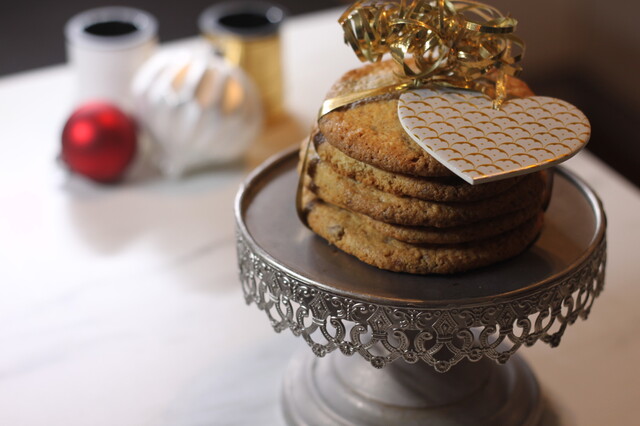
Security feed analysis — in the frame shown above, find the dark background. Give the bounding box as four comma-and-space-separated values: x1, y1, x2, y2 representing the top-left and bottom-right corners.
0, 0, 344, 75
1, 0, 638, 187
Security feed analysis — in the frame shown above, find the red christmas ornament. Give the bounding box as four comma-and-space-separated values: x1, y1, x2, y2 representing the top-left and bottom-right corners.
61, 102, 137, 183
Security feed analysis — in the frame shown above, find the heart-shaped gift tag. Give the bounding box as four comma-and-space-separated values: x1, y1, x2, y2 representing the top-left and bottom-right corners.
398, 89, 590, 184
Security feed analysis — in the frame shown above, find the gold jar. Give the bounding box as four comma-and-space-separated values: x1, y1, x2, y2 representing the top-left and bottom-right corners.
199, 2, 286, 123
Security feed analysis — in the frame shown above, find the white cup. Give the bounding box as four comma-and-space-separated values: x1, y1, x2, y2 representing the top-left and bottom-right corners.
65, 7, 158, 112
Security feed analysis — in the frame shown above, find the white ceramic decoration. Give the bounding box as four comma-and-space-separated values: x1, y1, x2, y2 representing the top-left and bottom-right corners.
132, 44, 262, 177
65, 7, 158, 112
398, 89, 591, 184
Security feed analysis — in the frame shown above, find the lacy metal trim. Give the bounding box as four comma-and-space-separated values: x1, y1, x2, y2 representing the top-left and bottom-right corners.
237, 235, 606, 372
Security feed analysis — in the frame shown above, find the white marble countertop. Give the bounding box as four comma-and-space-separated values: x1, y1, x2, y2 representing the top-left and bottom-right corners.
0, 8, 639, 426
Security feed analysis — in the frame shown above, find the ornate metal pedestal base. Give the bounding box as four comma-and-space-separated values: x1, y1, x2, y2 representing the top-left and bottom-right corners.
282, 350, 542, 426
235, 149, 606, 426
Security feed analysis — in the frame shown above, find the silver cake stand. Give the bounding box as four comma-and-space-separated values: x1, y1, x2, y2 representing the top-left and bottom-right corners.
235, 148, 606, 426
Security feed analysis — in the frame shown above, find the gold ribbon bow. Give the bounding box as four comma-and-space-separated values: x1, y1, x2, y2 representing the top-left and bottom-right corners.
320, 0, 524, 116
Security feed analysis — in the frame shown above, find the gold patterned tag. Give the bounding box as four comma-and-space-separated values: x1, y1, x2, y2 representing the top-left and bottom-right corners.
398, 89, 591, 184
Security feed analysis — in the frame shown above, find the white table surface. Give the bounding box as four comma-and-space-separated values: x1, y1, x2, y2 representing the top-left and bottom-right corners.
1, 8, 639, 426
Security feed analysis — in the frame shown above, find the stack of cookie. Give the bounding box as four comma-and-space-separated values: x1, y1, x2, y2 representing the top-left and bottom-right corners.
300, 61, 549, 274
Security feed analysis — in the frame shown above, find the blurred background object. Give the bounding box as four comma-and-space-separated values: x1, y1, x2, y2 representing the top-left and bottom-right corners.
61, 102, 138, 182
132, 45, 262, 177
199, 1, 286, 122
0, 0, 342, 75
64, 6, 157, 111
1, 0, 638, 186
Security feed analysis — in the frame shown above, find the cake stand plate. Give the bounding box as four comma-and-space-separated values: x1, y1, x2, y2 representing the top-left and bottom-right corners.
235, 148, 606, 426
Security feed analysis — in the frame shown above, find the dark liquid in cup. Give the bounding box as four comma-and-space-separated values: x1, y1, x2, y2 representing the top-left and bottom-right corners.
219, 13, 271, 29
85, 21, 138, 37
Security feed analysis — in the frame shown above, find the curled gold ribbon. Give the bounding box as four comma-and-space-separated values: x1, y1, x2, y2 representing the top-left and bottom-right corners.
320, 0, 524, 116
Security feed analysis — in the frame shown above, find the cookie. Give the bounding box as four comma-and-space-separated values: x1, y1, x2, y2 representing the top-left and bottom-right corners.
362, 208, 539, 244
298, 60, 543, 275
312, 129, 522, 202
319, 97, 452, 177
324, 59, 401, 100
308, 160, 548, 227
305, 196, 544, 274
318, 60, 534, 178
